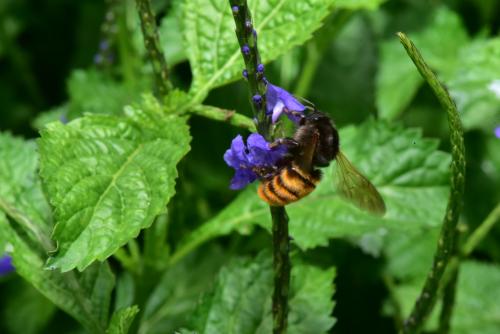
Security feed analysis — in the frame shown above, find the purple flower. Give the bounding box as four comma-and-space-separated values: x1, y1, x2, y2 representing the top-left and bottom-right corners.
224, 134, 288, 189
0, 255, 14, 276
495, 126, 500, 139
266, 83, 306, 123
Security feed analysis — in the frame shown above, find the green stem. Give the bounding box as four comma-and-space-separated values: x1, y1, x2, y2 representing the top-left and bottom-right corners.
397, 32, 466, 334
190, 105, 256, 132
461, 203, 500, 257
270, 206, 290, 334
228, 0, 270, 138
229, 2, 291, 332
135, 0, 171, 97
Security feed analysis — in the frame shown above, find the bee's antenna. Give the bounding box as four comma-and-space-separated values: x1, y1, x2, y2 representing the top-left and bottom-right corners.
297, 96, 316, 109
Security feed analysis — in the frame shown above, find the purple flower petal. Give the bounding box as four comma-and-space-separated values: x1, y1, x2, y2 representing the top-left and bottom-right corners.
224, 133, 288, 190
0, 255, 14, 276
266, 84, 305, 123
223, 135, 246, 168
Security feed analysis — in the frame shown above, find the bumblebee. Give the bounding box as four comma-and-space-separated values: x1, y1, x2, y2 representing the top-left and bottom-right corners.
257, 110, 386, 216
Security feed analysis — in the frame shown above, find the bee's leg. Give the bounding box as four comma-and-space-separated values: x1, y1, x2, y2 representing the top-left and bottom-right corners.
283, 109, 306, 125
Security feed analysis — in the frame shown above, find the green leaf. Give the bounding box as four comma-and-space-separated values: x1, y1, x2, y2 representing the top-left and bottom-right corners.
182, 0, 335, 102
451, 261, 500, 334
442, 37, 500, 130
107, 306, 140, 334
0, 132, 52, 246
139, 245, 227, 334
66, 69, 148, 120
376, 7, 469, 120
174, 120, 450, 258
186, 251, 336, 334
0, 212, 115, 333
335, 0, 386, 10
39, 97, 191, 271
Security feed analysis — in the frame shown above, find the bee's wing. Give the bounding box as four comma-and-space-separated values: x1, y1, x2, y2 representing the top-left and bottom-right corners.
334, 150, 386, 216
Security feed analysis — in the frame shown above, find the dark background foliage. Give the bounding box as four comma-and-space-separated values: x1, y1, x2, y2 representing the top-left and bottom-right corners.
1, 0, 499, 333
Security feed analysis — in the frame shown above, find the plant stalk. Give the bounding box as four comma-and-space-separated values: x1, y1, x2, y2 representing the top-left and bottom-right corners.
135, 0, 171, 97
397, 32, 466, 334
229, 1, 291, 332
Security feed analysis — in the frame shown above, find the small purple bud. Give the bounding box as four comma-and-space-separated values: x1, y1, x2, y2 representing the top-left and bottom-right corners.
257, 64, 264, 73
231, 5, 239, 14
241, 45, 250, 55
252, 94, 263, 105
245, 20, 252, 30
242, 69, 248, 79
495, 126, 500, 139
252, 29, 257, 38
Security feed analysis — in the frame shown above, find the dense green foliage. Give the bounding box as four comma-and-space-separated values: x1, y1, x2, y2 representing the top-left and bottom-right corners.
0, 0, 499, 333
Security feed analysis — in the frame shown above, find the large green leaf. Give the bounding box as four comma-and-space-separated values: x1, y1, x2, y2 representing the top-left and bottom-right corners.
0, 133, 52, 244
182, 0, 335, 102
185, 252, 336, 334
39, 97, 191, 271
376, 7, 469, 120
442, 37, 500, 130
0, 212, 115, 333
139, 245, 227, 334
173, 120, 450, 258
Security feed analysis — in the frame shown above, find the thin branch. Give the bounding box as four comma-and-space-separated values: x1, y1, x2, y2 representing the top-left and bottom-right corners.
135, 0, 171, 97
190, 105, 256, 132
461, 202, 500, 257
397, 32, 466, 334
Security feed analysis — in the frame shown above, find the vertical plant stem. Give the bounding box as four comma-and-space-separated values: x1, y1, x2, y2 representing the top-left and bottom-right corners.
228, 1, 291, 332
135, 0, 171, 97
228, 0, 269, 138
397, 32, 466, 334
270, 206, 290, 334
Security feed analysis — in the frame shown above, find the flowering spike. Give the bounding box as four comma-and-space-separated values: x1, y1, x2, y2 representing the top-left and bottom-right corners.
241, 45, 250, 55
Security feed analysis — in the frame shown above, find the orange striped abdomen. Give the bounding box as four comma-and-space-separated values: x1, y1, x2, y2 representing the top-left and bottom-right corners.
258, 164, 321, 206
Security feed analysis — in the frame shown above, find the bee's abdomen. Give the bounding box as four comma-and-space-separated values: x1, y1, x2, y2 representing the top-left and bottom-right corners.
258, 164, 321, 206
